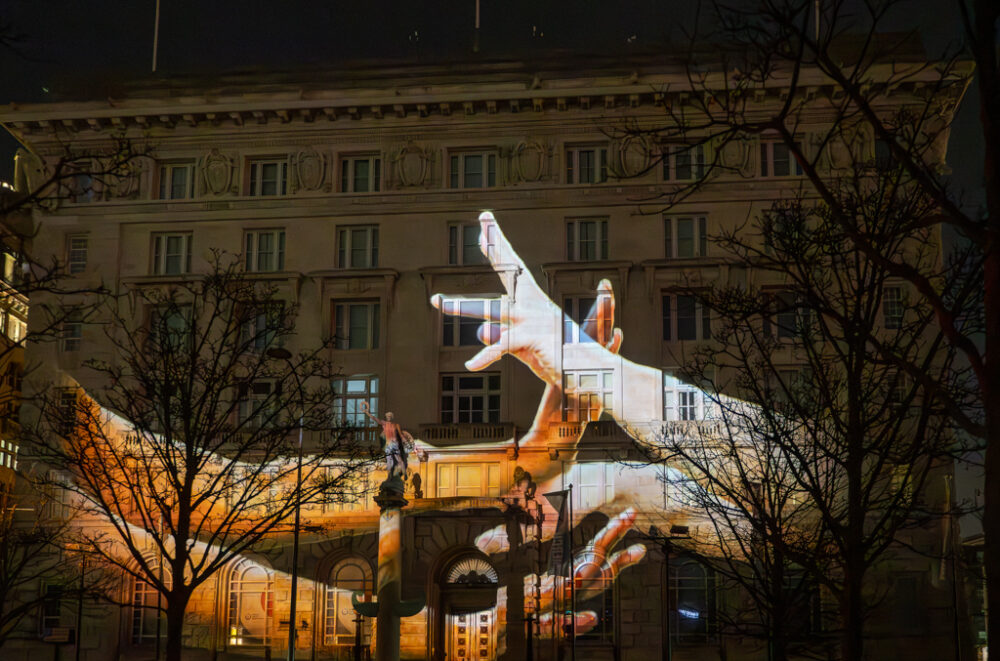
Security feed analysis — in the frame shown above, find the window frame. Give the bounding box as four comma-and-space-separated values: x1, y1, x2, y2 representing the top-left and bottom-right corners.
325, 559, 374, 646
883, 285, 903, 330
759, 140, 804, 178
449, 149, 498, 189
662, 144, 707, 182
227, 562, 273, 647
662, 294, 711, 341
435, 461, 501, 498
439, 373, 501, 424
332, 300, 381, 351
441, 297, 501, 347
566, 145, 609, 184
563, 369, 614, 423
244, 229, 286, 273
337, 225, 379, 269
340, 154, 382, 193
157, 161, 196, 200
448, 222, 487, 266
566, 218, 609, 262
664, 215, 708, 259
247, 158, 289, 197
670, 559, 717, 644
67, 234, 88, 275
151, 232, 193, 276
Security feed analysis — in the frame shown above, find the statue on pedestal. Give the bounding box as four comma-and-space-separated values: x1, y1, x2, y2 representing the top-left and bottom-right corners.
360, 402, 413, 495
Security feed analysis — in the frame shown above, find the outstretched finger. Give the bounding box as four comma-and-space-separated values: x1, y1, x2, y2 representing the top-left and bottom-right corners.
590, 508, 638, 556
429, 294, 508, 323
478, 211, 529, 273
603, 543, 647, 579
537, 611, 599, 638
465, 333, 508, 371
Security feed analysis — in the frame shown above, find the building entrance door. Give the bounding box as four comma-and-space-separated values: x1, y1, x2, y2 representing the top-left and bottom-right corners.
447, 609, 495, 661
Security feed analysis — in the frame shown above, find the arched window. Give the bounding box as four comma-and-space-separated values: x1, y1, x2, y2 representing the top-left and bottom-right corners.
228, 561, 273, 647
670, 559, 716, 643
325, 558, 373, 647
132, 575, 161, 644
575, 557, 614, 643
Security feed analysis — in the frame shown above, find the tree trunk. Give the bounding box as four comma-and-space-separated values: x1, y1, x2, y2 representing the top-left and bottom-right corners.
165, 591, 191, 661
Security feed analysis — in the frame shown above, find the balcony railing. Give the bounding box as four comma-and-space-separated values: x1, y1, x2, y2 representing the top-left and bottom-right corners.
417, 422, 515, 445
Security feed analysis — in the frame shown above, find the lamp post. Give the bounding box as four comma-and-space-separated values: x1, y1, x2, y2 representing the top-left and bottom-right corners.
647, 525, 691, 661
266, 347, 303, 661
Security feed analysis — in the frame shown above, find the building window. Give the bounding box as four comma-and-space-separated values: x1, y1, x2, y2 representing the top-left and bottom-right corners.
566, 218, 608, 261
764, 291, 805, 339
337, 226, 379, 269
325, 559, 373, 646
150, 305, 192, 352
340, 155, 381, 193
332, 375, 379, 429
332, 301, 380, 350
41, 584, 64, 633
435, 462, 501, 497
563, 296, 611, 344
664, 216, 707, 258
441, 297, 500, 346
448, 223, 487, 266
566, 145, 609, 184
244, 230, 285, 272
450, 151, 497, 188
440, 373, 500, 424
664, 375, 706, 421
662, 144, 706, 181
61, 312, 83, 352
158, 162, 195, 199
57, 390, 77, 437
241, 304, 283, 353
237, 381, 276, 430
151, 233, 193, 276
671, 560, 716, 643
68, 172, 94, 203
572, 463, 616, 510
760, 140, 803, 177
248, 159, 288, 196
576, 555, 615, 643
228, 562, 273, 647
884, 286, 903, 330
563, 370, 613, 422
662, 294, 711, 341
132, 575, 164, 644
67, 235, 88, 274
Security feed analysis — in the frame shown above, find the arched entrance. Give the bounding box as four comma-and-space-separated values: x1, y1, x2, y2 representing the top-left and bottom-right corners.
441, 555, 499, 661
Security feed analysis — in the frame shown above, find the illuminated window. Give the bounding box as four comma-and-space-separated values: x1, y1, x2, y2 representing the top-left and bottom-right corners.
571, 463, 616, 510
436, 462, 501, 498
664, 376, 705, 421
228, 562, 273, 647
61, 311, 83, 352
440, 373, 500, 424
441, 297, 500, 347
563, 370, 613, 422
244, 230, 285, 272
325, 559, 373, 646
158, 162, 195, 199
884, 286, 903, 330
670, 560, 716, 643
662, 294, 711, 341
332, 375, 379, 428
576, 555, 615, 643
132, 573, 165, 644
67, 234, 88, 274
563, 296, 611, 344
760, 140, 803, 177
450, 150, 497, 188
664, 216, 707, 258
448, 223, 487, 265
333, 301, 380, 350
151, 233, 192, 276
340, 155, 381, 193
566, 218, 608, 261
337, 226, 379, 268
566, 145, 609, 184
662, 144, 706, 181
248, 159, 288, 196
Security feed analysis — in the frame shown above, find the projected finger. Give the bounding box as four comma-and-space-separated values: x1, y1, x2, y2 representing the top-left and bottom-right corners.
590, 508, 637, 555
603, 543, 646, 579
478, 211, 528, 272
466, 333, 508, 371
429, 294, 509, 323
537, 611, 599, 637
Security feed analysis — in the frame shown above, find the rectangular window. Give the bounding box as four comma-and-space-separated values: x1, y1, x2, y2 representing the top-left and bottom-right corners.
57, 391, 77, 437
333, 301, 380, 350
448, 223, 487, 266
244, 230, 285, 272
440, 373, 500, 424
670, 561, 716, 643
563, 370, 613, 422
764, 291, 803, 339
572, 463, 616, 510
150, 305, 192, 352
41, 584, 64, 632
664, 216, 707, 258
68, 172, 94, 203
158, 162, 195, 199
241, 303, 283, 353
884, 286, 903, 330
441, 297, 500, 347
237, 380, 276, 429
435, 462, 501, 498
332, 375, 380, 428
151, 233, 193, 276
563, 296, 611, 344
67, 235, 88, 274
449, 151, 497, 188
662, 144, 706, 181
248, 159, 288, 196
337, 226, 379, 269
566, 146, 609, 184
566, 218, 608, 261
664, 375, 705, 421
662, 294, 711, 341
61, 312, 83, 352
760, 140, 804, 177
340, 155, 381, 193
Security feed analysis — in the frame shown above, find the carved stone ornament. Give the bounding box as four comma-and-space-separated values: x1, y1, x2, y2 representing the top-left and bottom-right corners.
110, 157, 145, 199
200, 149, 234, 195
611, 135, 653, 178
292, 148, 327, 192
394, 142, 432, 187
511, 140, 549, 183
718, 136, 754, 177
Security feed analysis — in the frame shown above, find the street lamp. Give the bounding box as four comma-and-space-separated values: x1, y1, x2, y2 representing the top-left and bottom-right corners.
647, 524, 691, 661
266, 347, 303, 661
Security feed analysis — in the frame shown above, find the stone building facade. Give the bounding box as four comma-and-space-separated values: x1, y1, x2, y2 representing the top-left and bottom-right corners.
0, 51, 969, 661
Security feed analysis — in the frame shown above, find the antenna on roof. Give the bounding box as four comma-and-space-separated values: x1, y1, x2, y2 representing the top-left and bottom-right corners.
152, 0, 161, 73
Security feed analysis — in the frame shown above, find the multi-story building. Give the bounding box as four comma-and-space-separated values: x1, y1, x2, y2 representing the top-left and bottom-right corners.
0, 49, 969, 661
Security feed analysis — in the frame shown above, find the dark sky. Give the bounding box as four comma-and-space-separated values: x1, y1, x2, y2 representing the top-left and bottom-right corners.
0, 0, 984, 203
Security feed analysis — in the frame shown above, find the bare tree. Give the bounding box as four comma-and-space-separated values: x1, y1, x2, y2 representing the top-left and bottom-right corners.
25, 255, 373, 661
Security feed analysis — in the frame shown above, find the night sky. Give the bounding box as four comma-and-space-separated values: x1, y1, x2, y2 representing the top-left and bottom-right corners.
0, 0, 984, 202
